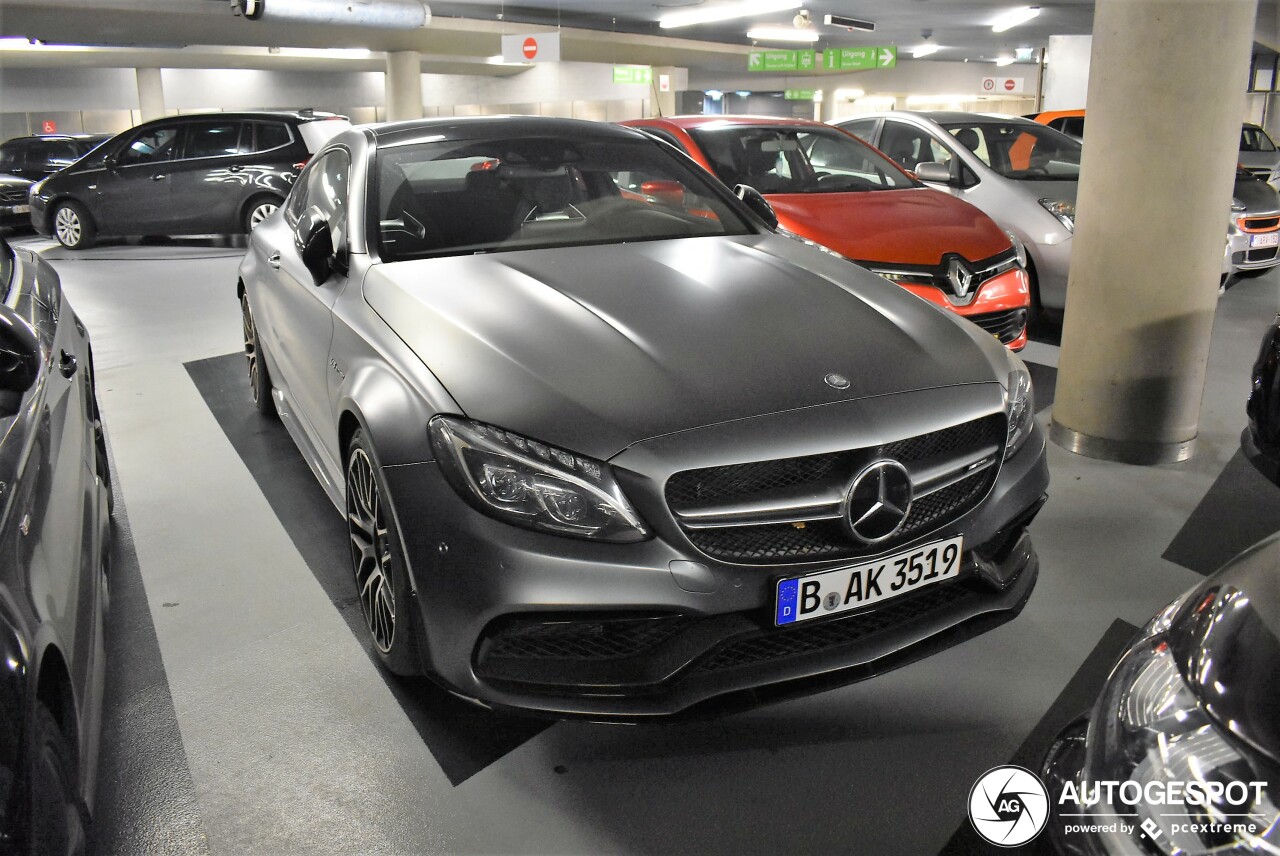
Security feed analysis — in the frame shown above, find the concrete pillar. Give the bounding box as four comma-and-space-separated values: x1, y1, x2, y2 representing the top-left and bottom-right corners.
1050, 0, 1257, 465
385, 51, 424, 122
135, 67, 165, 123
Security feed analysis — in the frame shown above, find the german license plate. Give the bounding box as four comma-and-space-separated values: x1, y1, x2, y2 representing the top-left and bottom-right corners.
2, 205, 29, 215
775, 536, 963, 626
1250, 232, 1279, 248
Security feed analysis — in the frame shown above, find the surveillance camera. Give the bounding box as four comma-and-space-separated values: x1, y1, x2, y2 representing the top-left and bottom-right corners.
793, 9, 811, 28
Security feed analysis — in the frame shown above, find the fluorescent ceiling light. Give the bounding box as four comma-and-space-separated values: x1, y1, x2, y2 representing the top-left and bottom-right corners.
274, 47, 371, 58
911, 44, 940, 58
660, 0, 801, 29
991, 6, 1040, 33
994, 56, 1015, 66
747, 25, 819, 42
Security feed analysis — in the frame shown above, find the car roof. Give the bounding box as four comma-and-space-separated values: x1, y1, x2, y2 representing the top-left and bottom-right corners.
365, 115, 651, 146
134, 110, 347, 126
633, 115, 830, 130
3, 134, 110, 143
901, 111, 1041, 125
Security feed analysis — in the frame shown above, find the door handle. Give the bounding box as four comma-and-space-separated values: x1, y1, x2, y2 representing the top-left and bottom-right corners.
59, 350, 77, 378
152, 173, 168, 181
267, 251, 282, 270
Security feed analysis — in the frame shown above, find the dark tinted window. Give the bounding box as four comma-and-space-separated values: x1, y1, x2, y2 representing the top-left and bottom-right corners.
687, 125, 915, 193
184, 121, 246, 159
39, 141, 84, 172
119, 125, 181, 165
1242, 125, 1277, 153
375, 134, 751, 262
252, 122, 292, 153
0, 142, 25, 173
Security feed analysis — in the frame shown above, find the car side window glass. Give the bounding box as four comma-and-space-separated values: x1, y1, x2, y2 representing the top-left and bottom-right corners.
297, 150, 349, 253
841, 119, 879, 144
879, 122, 941, 171
253, 122, 292, 153
0, 144, 20, 173
119, 125, 181, 166
948, 126, 991, 167
41, 142, 82, 172
184, 121, 246, 159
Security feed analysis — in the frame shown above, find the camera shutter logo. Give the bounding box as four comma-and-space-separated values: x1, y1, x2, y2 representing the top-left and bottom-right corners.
968, 765, 1049, 847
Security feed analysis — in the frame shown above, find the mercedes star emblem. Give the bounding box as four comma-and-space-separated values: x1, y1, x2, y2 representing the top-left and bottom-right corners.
845, 460, 914, 544
825, 373, 851, 390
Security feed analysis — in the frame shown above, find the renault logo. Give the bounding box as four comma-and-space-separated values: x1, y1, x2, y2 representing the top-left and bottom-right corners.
946, 257, 977, 300
844, 460, 913, 544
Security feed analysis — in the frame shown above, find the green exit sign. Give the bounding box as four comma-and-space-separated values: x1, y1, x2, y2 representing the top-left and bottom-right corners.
822, 46, 897, 71
784, 89, 816, 100
748, 49, 816, 72
613, 65, 652, 85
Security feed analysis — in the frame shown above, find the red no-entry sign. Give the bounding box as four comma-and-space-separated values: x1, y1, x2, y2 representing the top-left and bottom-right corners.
523, 37, 538, 60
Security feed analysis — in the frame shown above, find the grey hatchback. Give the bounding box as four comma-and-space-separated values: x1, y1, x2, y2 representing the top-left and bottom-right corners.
29, 111, 350, 249
238, 117, 1050, 717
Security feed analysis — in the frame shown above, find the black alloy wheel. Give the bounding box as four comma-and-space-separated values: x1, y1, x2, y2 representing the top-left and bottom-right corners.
346, 430, 418, 674
27, 703, 88, 856
240, 293, 275, 416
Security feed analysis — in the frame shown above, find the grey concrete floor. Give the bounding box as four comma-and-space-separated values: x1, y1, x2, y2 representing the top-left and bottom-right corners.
12, 232, 1280, 855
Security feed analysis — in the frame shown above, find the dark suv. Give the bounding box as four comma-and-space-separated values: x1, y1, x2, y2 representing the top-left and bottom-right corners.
0, 135, 109, 229
29, 111, 350, 249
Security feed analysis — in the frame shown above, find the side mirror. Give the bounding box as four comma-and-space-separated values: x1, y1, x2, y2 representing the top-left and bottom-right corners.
734, 184, 779, 230
103, 153, 119, 170
641, 179, 686, 208
0, 304, 40, 418
295, 205, 335, 286
913, 161, 953, 184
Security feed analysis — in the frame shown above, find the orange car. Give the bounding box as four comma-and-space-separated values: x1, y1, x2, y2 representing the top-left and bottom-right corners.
1030, 109, 1086, 140
621, 115, 1032, 350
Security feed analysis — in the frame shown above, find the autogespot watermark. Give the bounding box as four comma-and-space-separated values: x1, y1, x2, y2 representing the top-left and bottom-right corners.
968, 767, 1269, 846
968, 765, 1050, 847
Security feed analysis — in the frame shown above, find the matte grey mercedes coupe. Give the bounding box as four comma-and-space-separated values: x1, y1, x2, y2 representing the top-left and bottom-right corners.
236, 117, 1049, 717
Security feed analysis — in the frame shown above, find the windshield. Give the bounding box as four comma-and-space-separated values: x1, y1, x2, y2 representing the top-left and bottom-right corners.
941, 121, 1081, 180
375, 135, 753, 263
685, 125, 916, 194
1242, 125, 1277, 153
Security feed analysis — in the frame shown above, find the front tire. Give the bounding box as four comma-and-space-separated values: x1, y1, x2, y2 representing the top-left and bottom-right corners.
51, 201, 96, 250
346, 429, 420, 675
27, 703, 88, 856
240, 293, 275, 417
243, 196, 283, 233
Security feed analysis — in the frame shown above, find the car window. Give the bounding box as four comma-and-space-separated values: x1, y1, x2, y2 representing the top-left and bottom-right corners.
118, 125, 182, 166
942, 122, 1081, 180
252, 122, 292, 153
0, 143, 23, 173
374, 134, 753, 262
874, 121, 953, 173
685, 125, 915, 194
39, 141, 84, 172
841, 119, 880, 144
1241, 125, 1277, 153
184, 121, 247, 159
296, 149, 350, 252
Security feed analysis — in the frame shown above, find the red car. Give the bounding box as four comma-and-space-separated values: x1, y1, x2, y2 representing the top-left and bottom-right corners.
622, 116, 1032, 350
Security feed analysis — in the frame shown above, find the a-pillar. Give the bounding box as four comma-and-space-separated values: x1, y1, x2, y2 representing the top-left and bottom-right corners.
385, 51, 424, 121
1049, 0, 1257, 464
136, 67, 165, 123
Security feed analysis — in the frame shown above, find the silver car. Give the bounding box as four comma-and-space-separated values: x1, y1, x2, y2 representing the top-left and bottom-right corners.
839, 112, 1079, 314
1228, 167, 1280, 278
237, 117, 1049, 717
1239, 122, 1280, 186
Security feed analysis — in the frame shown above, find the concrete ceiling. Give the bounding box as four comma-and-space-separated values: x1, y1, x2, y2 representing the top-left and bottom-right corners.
0, 0, 1273, 78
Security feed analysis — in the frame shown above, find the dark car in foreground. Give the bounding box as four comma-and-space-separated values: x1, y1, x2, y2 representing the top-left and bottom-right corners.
0, 236, 112, 854
238, 116, 1050, 718
29, 111, 350, 249
1245, 314, 1280, 484
0, 135, 109, 230
1041, 533, 1279, 855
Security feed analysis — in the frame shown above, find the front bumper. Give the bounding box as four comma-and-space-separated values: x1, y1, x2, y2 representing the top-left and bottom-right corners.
382, 416, 1050, 718
899, 267, 1031, 351
28, 196, 51, 236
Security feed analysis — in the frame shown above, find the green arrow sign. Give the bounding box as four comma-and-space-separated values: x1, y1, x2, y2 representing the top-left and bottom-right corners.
747, 49, 816, 72
784, 89, 816, 100
822, 45, 897, 71
613, 65, 652, 85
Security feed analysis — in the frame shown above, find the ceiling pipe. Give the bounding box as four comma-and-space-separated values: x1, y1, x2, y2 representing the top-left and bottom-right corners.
234, 0, 431, 29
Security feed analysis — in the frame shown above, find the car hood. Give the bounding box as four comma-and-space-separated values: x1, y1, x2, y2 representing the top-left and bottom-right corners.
1169, 533, 1280, 762
363, 235, 1007, 460
1233, 175, 1280, 214
765, 187, 1011, 266
0, 174, 31, 189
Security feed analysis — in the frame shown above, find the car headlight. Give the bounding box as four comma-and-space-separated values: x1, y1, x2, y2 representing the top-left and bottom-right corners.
1038, 197, 1075, 233
1004, 230, 1028, 268
1078, 616, 1278, 855
869, 268, 934, 286
428, 415, 649, 542
1004, 367, 1034, 460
